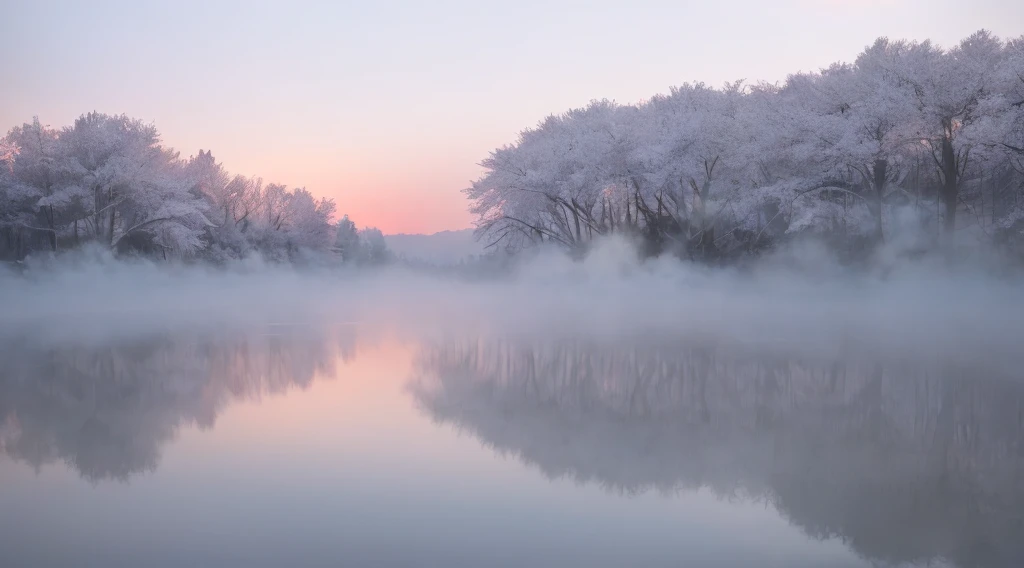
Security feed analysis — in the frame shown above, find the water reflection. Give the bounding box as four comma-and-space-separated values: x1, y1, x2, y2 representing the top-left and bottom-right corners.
0, 326, 357, 482
410, 338, 1024, 568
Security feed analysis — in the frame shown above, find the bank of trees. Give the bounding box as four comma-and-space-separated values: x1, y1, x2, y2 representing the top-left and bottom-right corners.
0, 112, 388, 264
466, 31, 1024, 259
334, 214, 392, 265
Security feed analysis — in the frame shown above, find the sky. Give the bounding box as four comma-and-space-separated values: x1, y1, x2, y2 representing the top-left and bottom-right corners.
2, 0, 1022, 235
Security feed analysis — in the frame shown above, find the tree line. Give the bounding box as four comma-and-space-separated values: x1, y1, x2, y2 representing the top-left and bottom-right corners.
0, 113, 390, 264
465, 31, 1024, 261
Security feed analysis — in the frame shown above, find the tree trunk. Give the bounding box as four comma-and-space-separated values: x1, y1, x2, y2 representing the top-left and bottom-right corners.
872, 159, 887, 241
94, 185, 103, 240
940, 130, 958, 235
44, 205, 57, 252
635, 193, 642, 228
108, 205, 117, 247
570, 202, 582, 243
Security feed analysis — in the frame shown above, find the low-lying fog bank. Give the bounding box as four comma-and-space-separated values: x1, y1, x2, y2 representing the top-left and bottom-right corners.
1, 236, 1022, 377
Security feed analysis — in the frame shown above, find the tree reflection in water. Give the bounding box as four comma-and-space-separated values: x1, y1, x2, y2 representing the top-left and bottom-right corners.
410, 337, 1024, 568
0, 325, 358, 483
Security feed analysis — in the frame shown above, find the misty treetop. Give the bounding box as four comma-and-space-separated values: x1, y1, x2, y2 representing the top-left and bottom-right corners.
0, 113, 389, 264
466, 31, 1024, 259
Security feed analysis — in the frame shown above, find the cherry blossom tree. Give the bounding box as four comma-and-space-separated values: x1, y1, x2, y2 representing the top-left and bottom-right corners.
358, 227, 391, 264
185, 151, 261, 260
334, 215, 361, 261
639, 82, 750, 256
282, 187, 336, 253
881, 32, 1008, 234
1, 113, 346, 263
57, 112, 211, 255
467, 30, 1024, 257
0, 118, 84, 254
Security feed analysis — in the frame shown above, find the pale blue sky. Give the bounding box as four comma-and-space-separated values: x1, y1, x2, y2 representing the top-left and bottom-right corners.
2, 0, 1021, 233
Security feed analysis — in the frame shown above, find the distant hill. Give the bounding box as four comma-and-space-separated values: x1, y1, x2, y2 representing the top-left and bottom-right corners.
384, 228, 484, 265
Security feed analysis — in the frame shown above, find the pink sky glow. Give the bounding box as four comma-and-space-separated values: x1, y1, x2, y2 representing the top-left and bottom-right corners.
2, 0, 1021, 234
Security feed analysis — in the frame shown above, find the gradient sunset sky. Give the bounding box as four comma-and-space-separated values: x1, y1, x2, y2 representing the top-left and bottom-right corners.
3, 0, 1021, 234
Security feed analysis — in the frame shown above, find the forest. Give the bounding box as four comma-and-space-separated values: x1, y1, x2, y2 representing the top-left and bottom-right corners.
0, 113, 390, 264
465, 31, 1024, 261
4, 31, 1023, 268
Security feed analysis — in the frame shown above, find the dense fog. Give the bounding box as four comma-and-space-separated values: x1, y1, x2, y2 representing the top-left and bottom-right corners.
1, 235, 1021, 381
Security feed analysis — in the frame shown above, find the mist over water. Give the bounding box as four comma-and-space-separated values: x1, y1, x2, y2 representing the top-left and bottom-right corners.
3, 236, 1023, 375
2, 238, 1024, 567
3, 5, 1023, 565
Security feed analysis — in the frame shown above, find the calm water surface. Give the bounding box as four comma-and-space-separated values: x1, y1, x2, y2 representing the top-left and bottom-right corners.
1, 327, 1022, 567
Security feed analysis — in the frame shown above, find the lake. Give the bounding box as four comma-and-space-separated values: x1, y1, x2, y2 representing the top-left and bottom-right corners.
1, 325, 1022, 567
